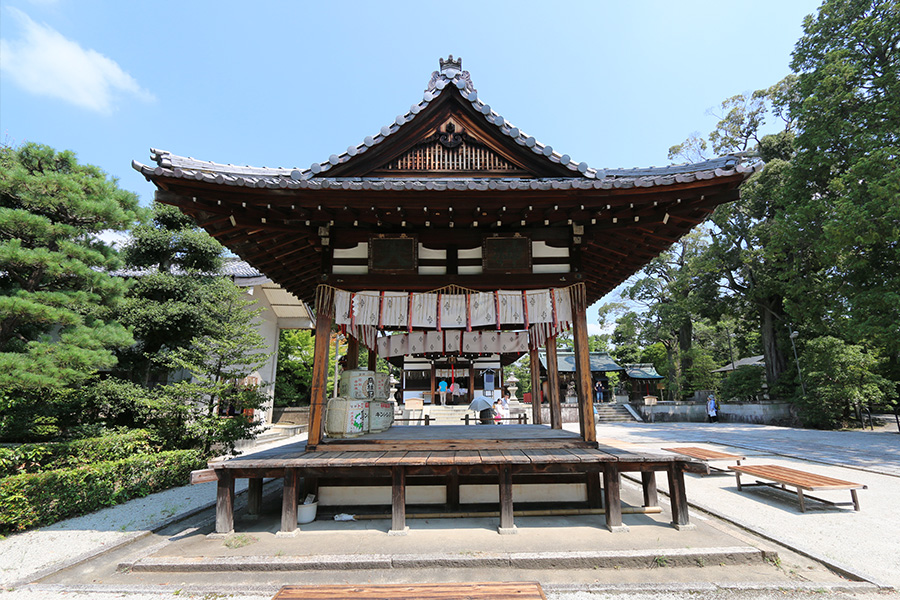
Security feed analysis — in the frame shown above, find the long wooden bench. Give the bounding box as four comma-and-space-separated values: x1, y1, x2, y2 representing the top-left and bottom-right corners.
271, 581, 546, 600
729, 464, 866, 512
662, 446, 746, 474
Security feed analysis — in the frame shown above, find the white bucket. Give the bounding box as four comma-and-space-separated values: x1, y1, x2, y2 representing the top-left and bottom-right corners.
339, 370, 377, 399
325, 397, 369, 438
368, 400, 395, 433
297, 501, 318, 524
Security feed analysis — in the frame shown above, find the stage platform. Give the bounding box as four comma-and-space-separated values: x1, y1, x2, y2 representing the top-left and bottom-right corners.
199, 425, 706, 537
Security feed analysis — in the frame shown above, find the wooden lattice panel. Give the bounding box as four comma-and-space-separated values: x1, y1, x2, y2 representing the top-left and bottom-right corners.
383, 139, 523, 173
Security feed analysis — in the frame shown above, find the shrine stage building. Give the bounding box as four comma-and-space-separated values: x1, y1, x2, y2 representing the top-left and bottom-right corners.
135, 57, 758, 536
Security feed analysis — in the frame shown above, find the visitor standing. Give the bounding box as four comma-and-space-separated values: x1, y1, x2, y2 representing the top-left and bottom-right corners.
707, 395, 719, 423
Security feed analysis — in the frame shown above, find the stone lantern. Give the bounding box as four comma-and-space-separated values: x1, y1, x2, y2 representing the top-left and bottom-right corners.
389, 373, 399, 402
506, 373, 519, 401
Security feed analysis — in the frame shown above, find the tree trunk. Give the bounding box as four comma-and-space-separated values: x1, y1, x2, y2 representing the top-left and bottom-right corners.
760, 297, 787, 391
678, 320, 693, 381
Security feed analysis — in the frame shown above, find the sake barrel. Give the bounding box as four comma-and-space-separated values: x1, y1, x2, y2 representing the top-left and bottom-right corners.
368, 400, 395, 433
339, 369, 377, 399
373, 372, 391, 399
324, 397, 369, 438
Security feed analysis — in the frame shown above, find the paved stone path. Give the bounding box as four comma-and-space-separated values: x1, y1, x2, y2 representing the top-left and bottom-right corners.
580, 422, 900, 588
588, 422, 900, 477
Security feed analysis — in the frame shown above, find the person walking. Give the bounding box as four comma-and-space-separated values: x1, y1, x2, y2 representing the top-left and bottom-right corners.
707, 395, 719, 423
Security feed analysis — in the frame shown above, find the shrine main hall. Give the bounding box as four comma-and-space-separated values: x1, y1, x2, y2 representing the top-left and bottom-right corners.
135, 57, 758, 536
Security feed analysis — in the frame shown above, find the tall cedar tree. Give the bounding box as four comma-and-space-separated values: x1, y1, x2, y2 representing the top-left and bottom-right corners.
787, 0, 900, 391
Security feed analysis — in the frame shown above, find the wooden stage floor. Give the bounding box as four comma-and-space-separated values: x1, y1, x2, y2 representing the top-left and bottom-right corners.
206, 425, 705, 536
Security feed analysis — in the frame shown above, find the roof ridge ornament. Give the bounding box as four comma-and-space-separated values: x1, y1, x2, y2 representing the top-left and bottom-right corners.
439, 55, 462, 73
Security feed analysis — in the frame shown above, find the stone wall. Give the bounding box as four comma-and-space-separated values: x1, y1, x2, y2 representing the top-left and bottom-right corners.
273, 406, 310, 427
636, 401, 795, 425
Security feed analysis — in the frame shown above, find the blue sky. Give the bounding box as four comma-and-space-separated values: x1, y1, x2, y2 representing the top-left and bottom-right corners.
1, 0, 823, 331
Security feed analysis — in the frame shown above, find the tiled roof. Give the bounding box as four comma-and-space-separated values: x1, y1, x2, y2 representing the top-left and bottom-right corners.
133, 57, 761, 189
134, 151, 759, 192
539, 351, 625, 373
623, 363, 665, 379
111, 258, 264, 280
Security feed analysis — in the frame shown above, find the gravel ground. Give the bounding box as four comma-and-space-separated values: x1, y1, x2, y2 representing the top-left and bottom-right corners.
2, 587, 896, 599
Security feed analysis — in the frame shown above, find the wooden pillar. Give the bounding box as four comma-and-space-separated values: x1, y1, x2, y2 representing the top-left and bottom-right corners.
446, 472, 460, 510
545, 337, 562, 429
586, 470, 602, 509
641, 471, 658, 507
529, 347, 542, 425
572, 285, 597, 443
308, 311, 333, 448
468, 366, 475, 406
667, 464, 693, 529
215, 470, 234, 534
602, 464, 627, 532
346, 337, 359, 370
280, 468, 299, 535
367, 349, 377, 371
390, 466, 408, 535
430, 363, 436, 405
498, 465, 516, 534
247, 477, 263, 518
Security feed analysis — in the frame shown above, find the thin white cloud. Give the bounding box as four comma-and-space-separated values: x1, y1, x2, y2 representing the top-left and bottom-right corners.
0, 8, 154, 113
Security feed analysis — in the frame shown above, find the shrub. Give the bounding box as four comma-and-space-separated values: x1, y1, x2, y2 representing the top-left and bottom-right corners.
797, 336, 893, 429
0, 429, 155, 479
720, 366, 766, 402
0, 449, 204, 533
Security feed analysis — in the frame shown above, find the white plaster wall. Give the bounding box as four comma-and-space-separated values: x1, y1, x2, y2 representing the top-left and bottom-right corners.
246, 285, 281, 427
318, 483, 587, 506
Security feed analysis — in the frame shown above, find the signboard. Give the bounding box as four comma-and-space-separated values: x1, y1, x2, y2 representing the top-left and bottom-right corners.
483, 235, 531, 273
483, 369, 495, 391
369, 235, 417, 273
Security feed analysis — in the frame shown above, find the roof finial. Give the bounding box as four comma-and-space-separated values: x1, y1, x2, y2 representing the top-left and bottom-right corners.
439, 55, 462, 73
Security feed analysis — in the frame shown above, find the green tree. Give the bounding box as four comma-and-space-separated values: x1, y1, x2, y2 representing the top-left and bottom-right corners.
0, 143, 140, 436
155, 279, 271, 455
274, 329, 315, 406
115, 202, 224, 386
788, 0, 900, 391
798, 336, 892, 428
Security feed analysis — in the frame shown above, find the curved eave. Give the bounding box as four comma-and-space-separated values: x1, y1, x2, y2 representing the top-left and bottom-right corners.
133, 157, 760, 194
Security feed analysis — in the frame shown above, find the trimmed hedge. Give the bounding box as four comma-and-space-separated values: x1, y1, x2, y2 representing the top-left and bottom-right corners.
0, 429, 155, 479
0, 449, 204, 533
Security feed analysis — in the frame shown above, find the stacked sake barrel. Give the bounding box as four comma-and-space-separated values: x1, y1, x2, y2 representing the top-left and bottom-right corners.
325, 370, 395, 437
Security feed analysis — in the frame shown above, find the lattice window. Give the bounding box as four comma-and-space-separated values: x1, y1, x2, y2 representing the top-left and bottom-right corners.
380, 121, 524, 173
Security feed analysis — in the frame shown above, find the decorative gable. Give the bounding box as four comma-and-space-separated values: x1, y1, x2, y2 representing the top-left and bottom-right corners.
374, 118, 528, 175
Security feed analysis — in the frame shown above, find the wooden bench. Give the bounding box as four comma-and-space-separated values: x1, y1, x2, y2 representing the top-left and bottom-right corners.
662, 446, 746, 473
729, 464, 866, 512
271, 582, 546, 600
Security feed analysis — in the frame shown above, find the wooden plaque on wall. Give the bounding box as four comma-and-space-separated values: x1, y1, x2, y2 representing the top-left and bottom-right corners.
369, 235, 418, 273
483, 235, 531, 273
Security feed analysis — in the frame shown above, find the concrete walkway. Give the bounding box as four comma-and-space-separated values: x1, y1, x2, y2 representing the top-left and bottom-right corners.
584, 422, 900, 588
